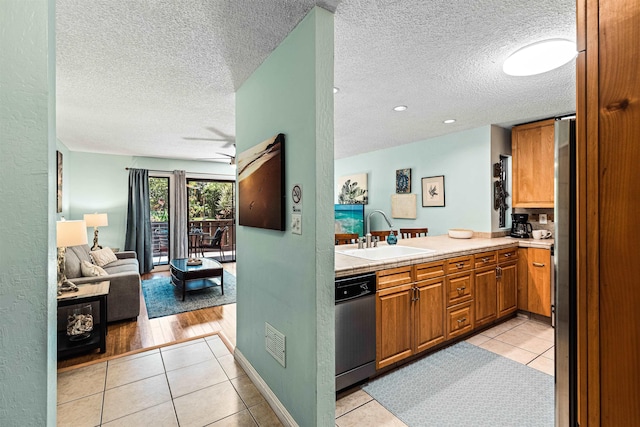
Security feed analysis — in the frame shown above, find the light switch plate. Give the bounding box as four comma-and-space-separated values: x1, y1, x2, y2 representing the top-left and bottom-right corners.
539, 213, 548, 224
291, 213, 302, 234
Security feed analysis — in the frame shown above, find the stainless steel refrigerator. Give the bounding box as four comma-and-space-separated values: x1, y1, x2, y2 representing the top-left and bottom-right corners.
554, 117, 577, 427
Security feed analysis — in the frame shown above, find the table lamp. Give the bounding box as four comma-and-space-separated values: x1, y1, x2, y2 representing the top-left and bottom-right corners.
84, 213, 108, 251
57, 220, 88, 294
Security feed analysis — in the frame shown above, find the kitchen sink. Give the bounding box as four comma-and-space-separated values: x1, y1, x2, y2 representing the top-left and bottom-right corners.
336, 245, 436, 261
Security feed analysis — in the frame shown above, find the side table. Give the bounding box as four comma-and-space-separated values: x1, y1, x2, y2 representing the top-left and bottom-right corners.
57, 281, 110, 359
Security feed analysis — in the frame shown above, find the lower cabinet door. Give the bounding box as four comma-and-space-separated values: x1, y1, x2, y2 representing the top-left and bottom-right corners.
498, 261, 518, 317
414, 277, 445, 353
446, 301, 474, 340
475, 266, 497, 327
376, 283, 414, 369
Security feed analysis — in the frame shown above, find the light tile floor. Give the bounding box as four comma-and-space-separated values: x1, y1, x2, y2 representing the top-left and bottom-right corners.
59, 317, 554, 427
335, 315, 555, 426
57, 334, 283, 427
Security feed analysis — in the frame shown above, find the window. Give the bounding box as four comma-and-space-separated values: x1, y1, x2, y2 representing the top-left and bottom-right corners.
150, 176, 170, 265
187, 179, 235, 261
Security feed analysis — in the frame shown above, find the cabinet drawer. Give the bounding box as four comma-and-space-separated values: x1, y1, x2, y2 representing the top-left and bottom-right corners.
446, 271, 474, 306
446, 301, 474, 339
377, 266, 413, 290
414, 260, 446, 281
474, 250, 497, 268
446, 255, 474, 273
498, 247, 518, 263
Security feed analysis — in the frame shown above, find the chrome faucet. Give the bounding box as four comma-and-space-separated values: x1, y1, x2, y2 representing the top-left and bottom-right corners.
365, 210, 394, 248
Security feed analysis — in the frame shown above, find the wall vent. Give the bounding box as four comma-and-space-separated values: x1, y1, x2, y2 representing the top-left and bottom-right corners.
265, 322, 286, 367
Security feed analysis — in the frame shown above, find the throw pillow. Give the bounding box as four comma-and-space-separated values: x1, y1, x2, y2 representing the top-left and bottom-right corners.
81, 260, 108, 277
91, 247, 118, 267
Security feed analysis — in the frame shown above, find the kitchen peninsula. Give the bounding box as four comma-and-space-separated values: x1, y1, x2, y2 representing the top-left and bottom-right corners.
335, 234, 554, 376
335, 234, 553, 278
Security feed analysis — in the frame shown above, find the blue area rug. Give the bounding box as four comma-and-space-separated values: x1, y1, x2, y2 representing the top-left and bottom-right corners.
363, 342, 553, 427
141, 271, 236, 319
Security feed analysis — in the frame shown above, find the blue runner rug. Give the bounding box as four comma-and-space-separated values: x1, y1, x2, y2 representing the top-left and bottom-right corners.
141, 271, 236, 319
363, 341, 554, 427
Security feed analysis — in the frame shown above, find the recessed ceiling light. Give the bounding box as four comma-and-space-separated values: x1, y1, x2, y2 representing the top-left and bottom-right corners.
503, 38, 577, 76
333, 87, 339, 94
443, 119, 456, 124
393, 105, 408, 112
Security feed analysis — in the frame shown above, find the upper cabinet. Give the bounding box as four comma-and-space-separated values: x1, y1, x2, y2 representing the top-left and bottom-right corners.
511, 118, 555, 208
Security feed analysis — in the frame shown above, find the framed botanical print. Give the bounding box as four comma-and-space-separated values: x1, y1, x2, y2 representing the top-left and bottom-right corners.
396, 168, 411, 193
422, 175, 445, 207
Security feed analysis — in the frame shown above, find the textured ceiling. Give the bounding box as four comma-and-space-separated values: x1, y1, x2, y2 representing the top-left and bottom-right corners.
56, 0, 576, 162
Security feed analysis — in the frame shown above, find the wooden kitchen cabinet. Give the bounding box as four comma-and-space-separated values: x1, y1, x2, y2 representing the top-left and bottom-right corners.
414, 277, 446, 353
376, 283, 414, 368
527, 248, 551, 317
497, 260, 518, 318
446, 301, 474, 339
446, 270, 474, 306
475, 262, 498, 328
475, 266, 497, 327
512, 118, 555, 208
516, 247, 551, 316
376, 260, 446, 369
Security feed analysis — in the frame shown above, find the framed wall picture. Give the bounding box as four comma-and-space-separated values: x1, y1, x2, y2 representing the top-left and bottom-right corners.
237, 133, 285, 231
422, 175, 445, 207
337, 173, 368, 204
56, 150, 63, 213
395, 168, 411, 193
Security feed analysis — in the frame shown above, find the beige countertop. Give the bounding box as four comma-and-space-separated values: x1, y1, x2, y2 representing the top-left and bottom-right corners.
335, 234, 554, 278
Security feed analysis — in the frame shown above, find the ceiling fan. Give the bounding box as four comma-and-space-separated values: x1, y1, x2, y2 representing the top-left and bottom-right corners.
197, 144, 236, 165
183, 126, 235, 147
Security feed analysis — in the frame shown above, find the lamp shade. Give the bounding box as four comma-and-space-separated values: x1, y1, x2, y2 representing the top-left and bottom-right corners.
84, 213, 108, 227
57, 220, 88, 248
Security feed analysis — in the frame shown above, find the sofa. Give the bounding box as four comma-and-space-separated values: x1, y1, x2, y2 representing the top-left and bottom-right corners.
64, 245, 141, 322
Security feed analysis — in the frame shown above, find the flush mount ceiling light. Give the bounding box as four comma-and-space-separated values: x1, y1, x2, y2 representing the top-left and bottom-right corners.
503, 38, 577, 76
393, 105, 408, 112
443, 119, 456, 124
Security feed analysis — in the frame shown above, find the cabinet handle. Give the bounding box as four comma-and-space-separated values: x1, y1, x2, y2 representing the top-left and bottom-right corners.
411, 287, 420, 302
533, 262, 546, 267
496, 266, 502, 278
456, 262, 464, 269
504, 253, 512, 258
457, 317, 467, 323
456, 286, 466, 292
482, 257, 490, 262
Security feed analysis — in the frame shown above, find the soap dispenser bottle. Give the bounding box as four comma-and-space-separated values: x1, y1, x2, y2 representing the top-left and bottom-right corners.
386, 230, 397, 245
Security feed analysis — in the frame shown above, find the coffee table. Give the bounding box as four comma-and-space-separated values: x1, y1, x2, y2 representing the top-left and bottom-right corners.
169, 258, 224, 301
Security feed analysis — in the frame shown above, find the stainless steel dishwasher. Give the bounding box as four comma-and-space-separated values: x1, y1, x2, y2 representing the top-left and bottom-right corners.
335, 273, 376, 391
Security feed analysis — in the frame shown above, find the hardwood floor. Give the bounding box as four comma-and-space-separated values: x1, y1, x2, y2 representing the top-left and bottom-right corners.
57, 262, 237, 370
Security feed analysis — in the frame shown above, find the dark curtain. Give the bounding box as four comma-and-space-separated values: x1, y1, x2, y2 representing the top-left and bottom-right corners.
125, 168, 154, 274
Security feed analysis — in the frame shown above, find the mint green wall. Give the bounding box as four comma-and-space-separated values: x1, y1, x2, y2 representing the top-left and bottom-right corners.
64, 151, 235, 249
235, 8, 334, 426
0, 0, 57, 424
336, 126, 494, 236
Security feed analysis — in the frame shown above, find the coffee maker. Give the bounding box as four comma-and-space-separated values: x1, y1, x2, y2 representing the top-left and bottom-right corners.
510, 213, 533, 238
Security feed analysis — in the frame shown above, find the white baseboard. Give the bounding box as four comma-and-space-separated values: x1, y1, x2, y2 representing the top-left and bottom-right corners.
234, 349, 298, 427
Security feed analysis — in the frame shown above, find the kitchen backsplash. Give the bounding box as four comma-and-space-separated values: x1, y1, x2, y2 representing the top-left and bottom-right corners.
513, 208, 555, 236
